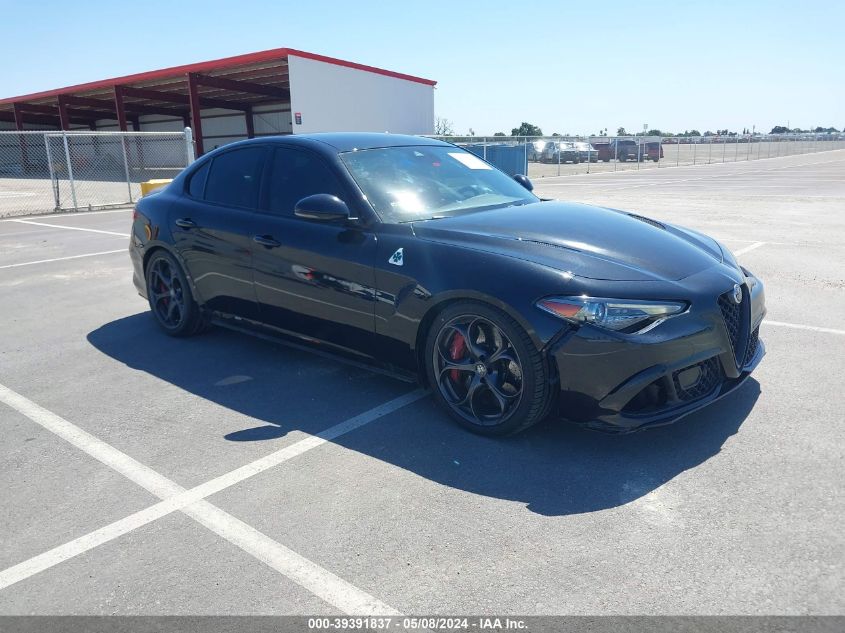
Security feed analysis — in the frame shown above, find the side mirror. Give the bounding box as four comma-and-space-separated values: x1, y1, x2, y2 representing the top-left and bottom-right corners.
513, 174, 533, 191
294, 194, 354, 221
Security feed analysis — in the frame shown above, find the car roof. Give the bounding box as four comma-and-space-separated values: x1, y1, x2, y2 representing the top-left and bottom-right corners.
205, 133, 451, 157
290, 133, 449, 152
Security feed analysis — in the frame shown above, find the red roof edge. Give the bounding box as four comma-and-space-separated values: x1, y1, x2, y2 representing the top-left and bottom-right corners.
0, 47, 436, 105
285, 49, 437, 86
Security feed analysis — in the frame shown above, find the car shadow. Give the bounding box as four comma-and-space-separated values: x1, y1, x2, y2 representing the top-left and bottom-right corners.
87, 313, 760, 517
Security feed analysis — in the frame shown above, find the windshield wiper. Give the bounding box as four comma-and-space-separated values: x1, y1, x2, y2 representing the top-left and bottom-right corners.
398, 215, 449, 224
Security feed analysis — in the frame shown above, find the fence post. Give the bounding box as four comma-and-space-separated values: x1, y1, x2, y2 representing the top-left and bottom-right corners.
614, 138, 618, 171
636, 137, 641, 170
44, 134, 60, 211
62, 131, 79, 211
120, 134, 133, 204
693, 138, 697, 165
184, 127, 196, 164
521, 137, 526, 174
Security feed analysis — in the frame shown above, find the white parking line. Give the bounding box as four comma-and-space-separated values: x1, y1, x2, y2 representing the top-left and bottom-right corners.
1, 208, 131, 219
0, 382, 425, 612
733, 241, 766, 256
0, 249, 125, 270
8, 219, 129, 237
765, 321, 845, 336
184, 500, 402, 615
0, 191, 36, 198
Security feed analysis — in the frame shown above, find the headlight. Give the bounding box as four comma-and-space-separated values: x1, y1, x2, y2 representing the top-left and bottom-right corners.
537, 296, 687, 333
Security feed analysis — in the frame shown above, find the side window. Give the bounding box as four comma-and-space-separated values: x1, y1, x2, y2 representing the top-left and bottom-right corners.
263, 147, 346, 216
205, 147, 265, 209
186, 161, 210, 199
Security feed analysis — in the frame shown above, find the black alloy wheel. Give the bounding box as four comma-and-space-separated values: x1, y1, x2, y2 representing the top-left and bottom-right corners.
426, 302, 552, 435
145, 251, 205, 337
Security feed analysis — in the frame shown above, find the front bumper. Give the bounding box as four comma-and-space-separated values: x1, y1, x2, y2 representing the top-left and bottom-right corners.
547, 272, 766, 433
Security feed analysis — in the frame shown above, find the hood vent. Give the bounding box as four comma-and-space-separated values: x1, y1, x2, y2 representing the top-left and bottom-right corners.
628, 213, 666, 229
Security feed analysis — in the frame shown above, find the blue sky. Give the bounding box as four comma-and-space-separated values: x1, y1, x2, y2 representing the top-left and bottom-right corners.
1, 0, 842, 135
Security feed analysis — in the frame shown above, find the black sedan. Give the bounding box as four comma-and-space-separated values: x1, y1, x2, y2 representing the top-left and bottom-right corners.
130, 133, 765, 435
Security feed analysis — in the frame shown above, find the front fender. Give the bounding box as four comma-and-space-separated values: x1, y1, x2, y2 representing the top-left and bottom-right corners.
372, 228, 574, 371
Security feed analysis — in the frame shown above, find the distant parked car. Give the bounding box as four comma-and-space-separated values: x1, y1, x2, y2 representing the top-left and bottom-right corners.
610, 139, 640, 162
640, 141, 664, 162
593, 142, 613, 162
544, 141, 580, 164
574, 141, 599, 162
527, 140, 553, 162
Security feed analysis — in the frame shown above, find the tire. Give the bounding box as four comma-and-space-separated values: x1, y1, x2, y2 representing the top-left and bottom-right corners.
145, 250, 207, 337
618, 154, 627, 162
424, 301, 552, 436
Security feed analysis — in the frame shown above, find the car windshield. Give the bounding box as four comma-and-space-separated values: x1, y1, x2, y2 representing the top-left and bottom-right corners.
340, 145, 538, 223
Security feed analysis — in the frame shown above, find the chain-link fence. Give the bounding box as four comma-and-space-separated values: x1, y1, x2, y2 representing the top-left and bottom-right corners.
427, 133, 845, 179
0, 129, 194, 217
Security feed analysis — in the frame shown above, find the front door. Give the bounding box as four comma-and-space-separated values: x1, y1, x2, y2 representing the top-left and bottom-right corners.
250, 146, 378, 355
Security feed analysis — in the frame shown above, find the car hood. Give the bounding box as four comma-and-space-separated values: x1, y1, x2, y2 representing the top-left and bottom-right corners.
410, 201, 722, 282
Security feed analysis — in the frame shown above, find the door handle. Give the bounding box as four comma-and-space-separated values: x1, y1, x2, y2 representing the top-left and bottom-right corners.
253, 235, 281, 248
174, 218, 196, 229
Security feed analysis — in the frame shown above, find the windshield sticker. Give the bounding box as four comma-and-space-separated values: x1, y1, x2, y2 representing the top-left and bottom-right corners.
448, 152, 492, 170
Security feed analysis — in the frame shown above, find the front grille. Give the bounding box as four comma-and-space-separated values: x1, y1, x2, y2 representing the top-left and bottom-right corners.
718, 287, 750, 367
743, 326, 760, 367
672, 357, 722, 402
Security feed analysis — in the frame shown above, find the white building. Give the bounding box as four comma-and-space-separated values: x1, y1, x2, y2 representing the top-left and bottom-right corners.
0, 48, 436, 155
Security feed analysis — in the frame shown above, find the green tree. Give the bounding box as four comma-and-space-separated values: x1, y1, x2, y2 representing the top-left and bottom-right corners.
511, 122, 543, 136
617, 127, 628, 136
493, 131, 506, 136
770, 125, 789, 134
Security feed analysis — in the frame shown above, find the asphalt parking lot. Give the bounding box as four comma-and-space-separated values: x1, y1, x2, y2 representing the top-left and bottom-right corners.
1, 150, 843, 616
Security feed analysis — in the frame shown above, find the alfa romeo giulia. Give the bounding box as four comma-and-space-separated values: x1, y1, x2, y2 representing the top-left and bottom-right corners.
129, 133, 765, 435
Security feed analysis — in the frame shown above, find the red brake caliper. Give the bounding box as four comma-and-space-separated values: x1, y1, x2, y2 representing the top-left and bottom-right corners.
449, 332, 466, 383
159, 279, 169, 308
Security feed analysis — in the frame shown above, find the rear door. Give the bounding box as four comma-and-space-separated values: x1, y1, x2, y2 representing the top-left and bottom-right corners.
250, 145, 378, 355
169, 145, 266, 320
